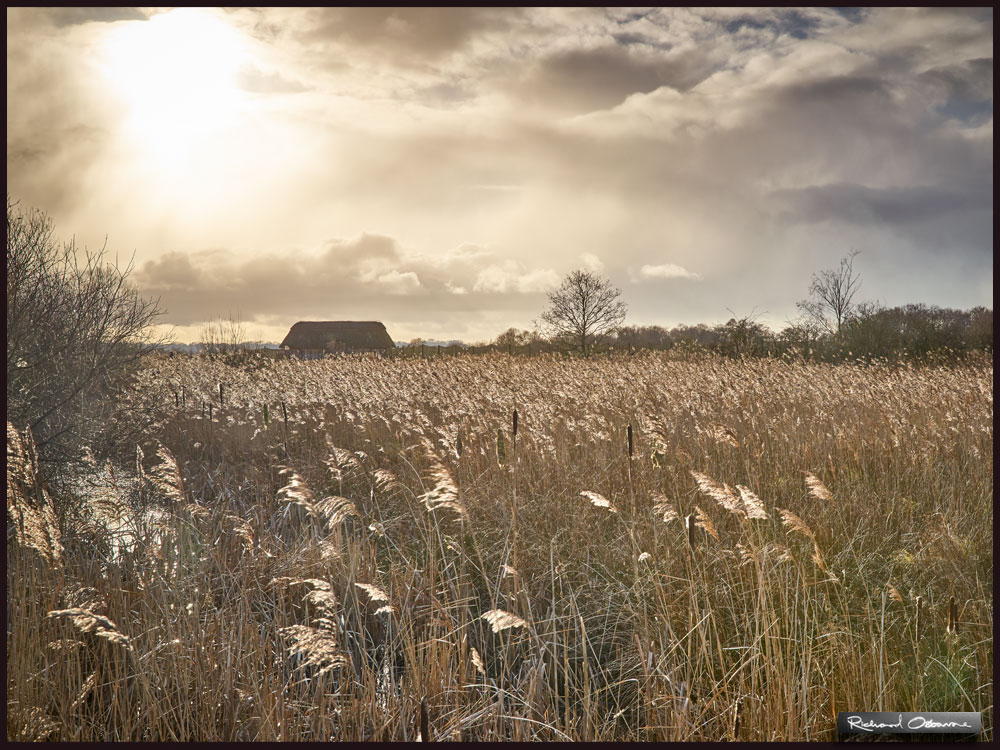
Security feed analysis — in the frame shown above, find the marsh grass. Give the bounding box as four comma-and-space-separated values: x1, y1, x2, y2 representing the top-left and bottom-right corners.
7, 351, 993, 740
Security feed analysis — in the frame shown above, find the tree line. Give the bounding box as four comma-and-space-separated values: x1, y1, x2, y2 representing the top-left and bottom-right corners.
492, 258, 992, 363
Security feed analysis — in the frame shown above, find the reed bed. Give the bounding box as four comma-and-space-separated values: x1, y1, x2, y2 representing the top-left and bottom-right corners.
7, 351, 993, 740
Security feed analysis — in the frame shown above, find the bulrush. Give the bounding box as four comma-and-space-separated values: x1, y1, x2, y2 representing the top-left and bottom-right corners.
496, 428, 506, 466
735, 485, 769, 520
355, 583, 395, 616
580, 490, 618, 513
11, 344, 990, 741
652, 494, 679, 524
804, 472, 834, 503
691, 470, 743, 518
419, 454, 468, 521
145, 440, 184, 505
915, 596, 923, 642
694, 506, 719, 541
481, 609, 529, 634
279, 625, 349, 678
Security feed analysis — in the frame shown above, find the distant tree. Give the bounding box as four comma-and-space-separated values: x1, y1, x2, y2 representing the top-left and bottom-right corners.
797, 250, 863, 335
614, 324, 672, 350
493, 327, 543, 350
494, 328, 524, 348
6, 196, 165, 463
540, 269, 627, 356
963, 306, 993, 351
716, 309, 772, 357
778, 319, 824, 359
841, 302, 994, 361
199, 313, 262, 364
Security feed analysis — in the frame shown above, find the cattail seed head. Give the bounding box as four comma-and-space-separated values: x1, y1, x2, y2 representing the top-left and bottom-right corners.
419, 696, 430, 742
512, 409, 518, 437
627, 423, 634, 458
686, 514, 696, 548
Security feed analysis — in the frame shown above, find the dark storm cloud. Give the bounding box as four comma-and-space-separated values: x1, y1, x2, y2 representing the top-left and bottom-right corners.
769, 183, 991, 226
47, 7, 148, 27
919, 58, 994, 125
514, 44, 716, 113
303, 7, 524, 65
920, 58, 994, 102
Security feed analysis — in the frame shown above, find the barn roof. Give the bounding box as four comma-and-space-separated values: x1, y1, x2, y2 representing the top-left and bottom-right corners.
280, 321, 395, 351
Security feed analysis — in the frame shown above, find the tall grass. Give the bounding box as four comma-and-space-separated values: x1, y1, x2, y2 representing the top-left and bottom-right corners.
7, 351, 993, 740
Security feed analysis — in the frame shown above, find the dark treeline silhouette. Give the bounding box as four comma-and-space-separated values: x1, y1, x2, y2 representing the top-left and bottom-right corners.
191, 303, 992, 364
453, 303, 991, 363
612, 304, 992, 362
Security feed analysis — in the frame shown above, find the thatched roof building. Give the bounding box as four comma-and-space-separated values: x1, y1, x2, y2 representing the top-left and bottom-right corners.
280, 321, 395, 353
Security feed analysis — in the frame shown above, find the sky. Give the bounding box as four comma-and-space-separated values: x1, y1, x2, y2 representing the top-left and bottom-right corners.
6, 6, 993, 344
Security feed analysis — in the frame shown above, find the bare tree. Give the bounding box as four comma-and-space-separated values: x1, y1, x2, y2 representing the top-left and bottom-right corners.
6, 196, 165, 462
796, 250, 862, 335
717, 308, 772, 357
540, 269, 627, 356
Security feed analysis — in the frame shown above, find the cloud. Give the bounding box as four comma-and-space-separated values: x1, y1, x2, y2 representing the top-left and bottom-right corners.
48, 7, 149, 27
473, 262, 560, 294
512, 44, 718, 114
302, 7, 524, 67
637, 264, 703, 281
134, 234, 560, 331
7, 6, 993, 340
769, 182, 991, 226
373, 269, 422, 294
582, 254, 604, 272
237, 64, 308, 94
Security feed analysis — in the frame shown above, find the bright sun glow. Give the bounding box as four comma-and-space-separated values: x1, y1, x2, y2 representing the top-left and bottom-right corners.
99, 9, 251, 166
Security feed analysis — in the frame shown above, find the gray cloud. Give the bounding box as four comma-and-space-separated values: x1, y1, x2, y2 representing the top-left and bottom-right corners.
770, 183, 991, 226
513, 44, 717, 114
303, 7, 524, 66
134, 235, 560, 333
48, 7, 149, 27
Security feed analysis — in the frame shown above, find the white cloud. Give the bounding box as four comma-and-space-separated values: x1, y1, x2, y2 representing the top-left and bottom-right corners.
582, 253, 604, 272
637, 263, 703, 281
473, 262, 560, 293
375, 269, 421, 294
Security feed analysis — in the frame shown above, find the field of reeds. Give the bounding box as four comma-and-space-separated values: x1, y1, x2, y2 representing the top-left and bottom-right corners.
7, 351, 993, 741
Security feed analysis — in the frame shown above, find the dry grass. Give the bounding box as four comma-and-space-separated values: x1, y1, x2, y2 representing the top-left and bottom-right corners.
7, 351, 993, 740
